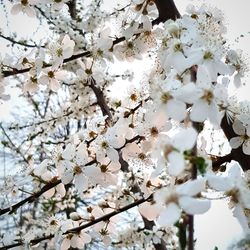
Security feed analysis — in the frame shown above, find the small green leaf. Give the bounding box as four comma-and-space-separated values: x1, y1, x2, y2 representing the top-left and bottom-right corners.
194, 156, 207, 175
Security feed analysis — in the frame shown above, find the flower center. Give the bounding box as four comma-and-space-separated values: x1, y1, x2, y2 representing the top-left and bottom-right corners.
100, 164, 108, 173
202, 90, 214, 104
161, 92, 172, 104
48, 71, 55, 78
73, 166, 82, 175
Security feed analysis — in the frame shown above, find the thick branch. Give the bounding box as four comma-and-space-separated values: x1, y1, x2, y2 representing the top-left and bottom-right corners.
154, 0, 180, 23
89, 77, 113, 123
0, 34, 43, 48
0, 195, 152, 250
212, 152, 233, 171
0, 179, 61, 216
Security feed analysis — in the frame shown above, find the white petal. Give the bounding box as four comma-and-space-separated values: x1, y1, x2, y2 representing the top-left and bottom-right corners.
172, 127, 197, 151
243, 140, 250, 155
62, 144, 75, 160
207, 175, 232, 191
179, 196, 211, 214
107, 147, 119, 163
233, 204, 249, 232
74, 174, 88, 193
168, 151, 185, 176
157, 203, 181, 226
196, 65, 211, 87
232, 119, 245, 135
62, 170, 74, 184
229, 136, 243, 149
166, 99, 186, 121
177, 178, 206, 196
190, 100, 209, 122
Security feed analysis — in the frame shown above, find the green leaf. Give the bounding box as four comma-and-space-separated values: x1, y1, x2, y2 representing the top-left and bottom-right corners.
194, 156, 207, 175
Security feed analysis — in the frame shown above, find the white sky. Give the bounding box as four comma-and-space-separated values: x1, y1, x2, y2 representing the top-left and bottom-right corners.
0, 0, 249, 249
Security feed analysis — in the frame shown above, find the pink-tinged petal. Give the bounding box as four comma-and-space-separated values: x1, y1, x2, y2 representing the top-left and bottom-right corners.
10, 4, 21, 15
229, 136, 243, 149
139, 202, 162, 221
166, 99, 187, 121
242, 140, 250, 155
38, 75, 48, 85
43, 188, 55, 199
232, 119, 245, 136
74, 174, 88, 193
71, 235, 83, 248
61, 238, 70, 250
104, 172, 118, 186
56, 183, 66, 197
24, 6, 36, 18
55, 70, 69, 80
49, 78, 60, 92
179, 196, 210, 214
168, 151, 185, 176
157, 203, 181, 226
177, 178, 206, 196
80, 232, 91, 244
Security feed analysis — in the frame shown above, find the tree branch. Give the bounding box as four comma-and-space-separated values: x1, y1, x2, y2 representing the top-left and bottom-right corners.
0, 195, 152, 250
0, 179, 61, 216
88, 77, 113, 123
0, 34, 43, 48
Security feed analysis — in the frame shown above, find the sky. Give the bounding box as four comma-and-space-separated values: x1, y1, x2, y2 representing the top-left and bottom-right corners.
0, 0, 249, 249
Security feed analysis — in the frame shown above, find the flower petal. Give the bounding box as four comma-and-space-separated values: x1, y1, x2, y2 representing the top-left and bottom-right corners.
168, 151, 185, 176
242, 140, 250, 155
177, 178, 206, 196
229, 136, 243, 149
157, 203, 181, 226
179, 196, 211, 214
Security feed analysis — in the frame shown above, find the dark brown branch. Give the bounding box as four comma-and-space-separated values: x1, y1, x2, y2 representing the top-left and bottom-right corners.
0, 34, 44, 48
0, 179, 61, 216
211, 152, 233, 171
154, 0, 181, 23
89, 77, 113, 123
0, 195, 152, 250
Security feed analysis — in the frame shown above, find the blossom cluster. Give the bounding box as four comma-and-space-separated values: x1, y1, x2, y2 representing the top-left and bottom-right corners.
0, 1, 250, 250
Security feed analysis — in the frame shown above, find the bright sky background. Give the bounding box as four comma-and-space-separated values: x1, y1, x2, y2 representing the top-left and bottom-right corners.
0, 0, 249, 249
